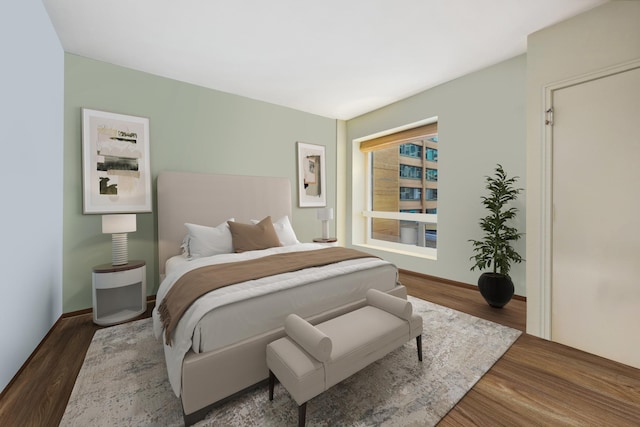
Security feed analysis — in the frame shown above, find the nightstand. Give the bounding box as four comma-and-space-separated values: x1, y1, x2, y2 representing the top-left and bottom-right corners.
313, 237, 338, 246
92, 260, 146, 326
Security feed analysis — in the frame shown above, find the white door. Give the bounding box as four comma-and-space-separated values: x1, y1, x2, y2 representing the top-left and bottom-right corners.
551, 66, 640, 369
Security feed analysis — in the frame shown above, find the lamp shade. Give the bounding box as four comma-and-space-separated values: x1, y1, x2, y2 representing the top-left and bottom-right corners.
316, 208, 334, 221
102, 214, 136, 234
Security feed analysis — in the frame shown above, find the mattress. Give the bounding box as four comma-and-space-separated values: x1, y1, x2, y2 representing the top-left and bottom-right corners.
152, 243, 399, 396
192, 258, 397, 353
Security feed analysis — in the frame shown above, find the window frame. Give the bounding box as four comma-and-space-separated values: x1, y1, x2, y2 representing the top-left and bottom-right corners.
352, 117, 438, 260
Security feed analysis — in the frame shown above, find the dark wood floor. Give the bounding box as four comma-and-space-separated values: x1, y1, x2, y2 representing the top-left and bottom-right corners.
400, 272, 640, 426
1, 273, 639, 426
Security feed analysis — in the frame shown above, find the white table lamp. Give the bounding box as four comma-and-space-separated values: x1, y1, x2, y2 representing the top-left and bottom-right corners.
102, 214, 136, 266
316, 207, 334, 240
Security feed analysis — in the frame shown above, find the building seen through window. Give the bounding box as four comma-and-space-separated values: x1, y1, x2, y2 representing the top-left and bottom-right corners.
364, 122, 438, 249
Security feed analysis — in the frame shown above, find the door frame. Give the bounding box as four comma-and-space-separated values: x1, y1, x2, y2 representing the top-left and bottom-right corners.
535, 58, 640, 340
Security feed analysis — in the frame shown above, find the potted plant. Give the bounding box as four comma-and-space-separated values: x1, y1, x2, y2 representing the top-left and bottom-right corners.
469, 164, 524, 308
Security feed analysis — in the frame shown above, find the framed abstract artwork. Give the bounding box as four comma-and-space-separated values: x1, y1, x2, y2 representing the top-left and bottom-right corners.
82, 108, 152, 214
296, 141, 326, 207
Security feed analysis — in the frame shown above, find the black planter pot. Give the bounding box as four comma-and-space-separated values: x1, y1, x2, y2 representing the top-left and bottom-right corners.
477, 272, 514, 308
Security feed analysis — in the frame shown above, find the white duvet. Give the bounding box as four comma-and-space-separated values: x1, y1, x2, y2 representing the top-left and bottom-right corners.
152, 243, 396, 396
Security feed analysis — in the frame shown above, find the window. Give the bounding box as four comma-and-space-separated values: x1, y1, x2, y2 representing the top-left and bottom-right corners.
358, 120, 438, 256
399, 164, 422, 179
425, 229, 437, 248
400, 187, 421, 200
399, 143, 422, 158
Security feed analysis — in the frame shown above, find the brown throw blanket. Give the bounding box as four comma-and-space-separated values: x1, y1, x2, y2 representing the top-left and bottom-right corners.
158, 247, 378, 345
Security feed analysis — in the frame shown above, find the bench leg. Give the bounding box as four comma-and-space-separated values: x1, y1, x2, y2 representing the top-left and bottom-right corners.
416, 335, 423, 362
268, 370, 275, 401
298, 402, 307, 427
270, 369, 306, 426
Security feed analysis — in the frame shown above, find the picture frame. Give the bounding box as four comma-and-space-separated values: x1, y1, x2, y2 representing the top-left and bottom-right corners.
82, 108, 152, 214
296, 141, 326, 207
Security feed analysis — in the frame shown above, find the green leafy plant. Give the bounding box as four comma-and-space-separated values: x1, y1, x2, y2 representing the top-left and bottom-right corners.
469, 164, 524, 275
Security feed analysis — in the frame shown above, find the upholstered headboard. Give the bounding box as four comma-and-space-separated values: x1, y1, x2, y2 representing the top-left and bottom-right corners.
157, 171, 292, 278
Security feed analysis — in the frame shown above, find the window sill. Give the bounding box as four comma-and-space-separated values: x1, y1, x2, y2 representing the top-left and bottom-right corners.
353, 242, 437, 261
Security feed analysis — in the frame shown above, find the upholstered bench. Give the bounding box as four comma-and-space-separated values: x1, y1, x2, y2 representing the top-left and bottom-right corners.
266, 289, 423, 426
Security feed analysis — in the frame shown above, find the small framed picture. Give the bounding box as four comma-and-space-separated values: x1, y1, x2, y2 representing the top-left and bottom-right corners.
297, 142, 326, 207
82, 108, 152, 214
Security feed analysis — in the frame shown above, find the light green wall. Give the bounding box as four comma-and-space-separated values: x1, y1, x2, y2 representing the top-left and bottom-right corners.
525, 1, 640, 337
344, 55, 527, 295
63, 54, 337, 312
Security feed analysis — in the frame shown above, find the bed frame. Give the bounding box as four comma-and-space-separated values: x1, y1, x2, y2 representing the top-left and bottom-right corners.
156, 171, 406, 425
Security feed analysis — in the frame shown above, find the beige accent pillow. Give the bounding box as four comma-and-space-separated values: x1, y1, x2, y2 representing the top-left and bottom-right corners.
228, 216, 281, 253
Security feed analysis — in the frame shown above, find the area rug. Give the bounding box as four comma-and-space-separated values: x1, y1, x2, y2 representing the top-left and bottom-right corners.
60, 296, 521, 426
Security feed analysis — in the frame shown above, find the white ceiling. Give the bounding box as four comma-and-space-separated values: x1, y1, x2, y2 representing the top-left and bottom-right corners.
43, 0, 607, 120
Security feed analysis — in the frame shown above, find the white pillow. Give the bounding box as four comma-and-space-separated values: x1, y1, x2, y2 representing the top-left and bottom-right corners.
250, 215, 300, 246
184, 219, 234, 258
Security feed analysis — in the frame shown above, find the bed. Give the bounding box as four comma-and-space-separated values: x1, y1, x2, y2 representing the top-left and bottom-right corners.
153, 171, 406, 425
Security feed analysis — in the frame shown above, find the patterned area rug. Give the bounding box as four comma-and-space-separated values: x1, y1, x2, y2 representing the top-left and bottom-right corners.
61, 296, 521, 426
